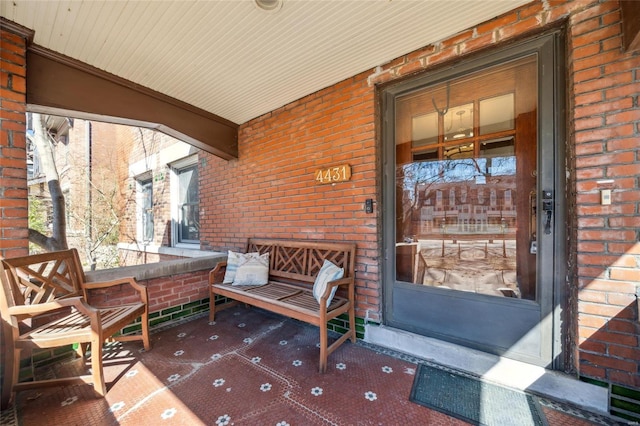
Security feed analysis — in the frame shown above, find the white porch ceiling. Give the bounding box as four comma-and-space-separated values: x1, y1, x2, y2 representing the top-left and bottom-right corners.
1, 0, 531, 125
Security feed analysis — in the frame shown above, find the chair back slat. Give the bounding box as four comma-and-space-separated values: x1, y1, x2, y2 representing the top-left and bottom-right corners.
1, 249, 85, 309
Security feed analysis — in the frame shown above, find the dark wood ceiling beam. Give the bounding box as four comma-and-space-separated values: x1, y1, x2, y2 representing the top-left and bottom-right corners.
26, 45, 238, 160
620, 1, 640, 52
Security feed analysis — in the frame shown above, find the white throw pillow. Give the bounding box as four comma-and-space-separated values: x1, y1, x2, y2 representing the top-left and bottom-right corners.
223, 251, 260, 284
233, 253, 269, 286
312, 259, 344, 307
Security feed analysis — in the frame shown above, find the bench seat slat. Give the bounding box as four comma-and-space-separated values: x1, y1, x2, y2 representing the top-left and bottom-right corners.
212, 284, 350, 326
284, 292, 346, 311
245, 283, 302, 300
213, 283, 347, 316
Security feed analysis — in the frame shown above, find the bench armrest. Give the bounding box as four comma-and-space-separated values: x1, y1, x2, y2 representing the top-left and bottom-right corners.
319, 276, 355, 307
82, 277, 149, 305
209, 261, 228, 285
7, 296, 99, 319
326, 276, 353, 289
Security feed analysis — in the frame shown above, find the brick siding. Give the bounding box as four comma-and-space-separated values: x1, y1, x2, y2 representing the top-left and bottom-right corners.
568, 1, 640, 390
0, 27, 28, 258
116, 127, 194, 262
87, 269, 210, 315
199, 73, 380, 321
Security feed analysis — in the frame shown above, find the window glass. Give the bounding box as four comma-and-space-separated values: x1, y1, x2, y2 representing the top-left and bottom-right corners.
394, 55, 538, 300
443, 103, 474, 141
412, 112, 439, 147
479, 93, 515, 135
177, 165, 199, 243
140, 179, 153, 242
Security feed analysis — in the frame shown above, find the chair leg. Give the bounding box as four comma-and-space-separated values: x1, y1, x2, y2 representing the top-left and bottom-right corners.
348, 305, 357, 343
1, 347, 20, 410
209, 294, 216, 322
77, 342, 89, 358
141, 311, 151, 351
90, 340, 107, 397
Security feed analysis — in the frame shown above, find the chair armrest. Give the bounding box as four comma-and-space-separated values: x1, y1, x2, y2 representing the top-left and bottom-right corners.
7, 296, 99, 319
209, 261, 228, 285
82, 277, 149, 305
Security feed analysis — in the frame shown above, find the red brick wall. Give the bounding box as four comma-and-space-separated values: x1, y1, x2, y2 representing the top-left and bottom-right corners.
200, 0, 639, 388
200, 74, 380, 321
0, 26, 28, 258
87, 269, 210, 314
568, 2, 640, 389
62, 120, 135, 267
116, 127, 193, 260
115, 124, 136, 243
117, 127, 176, 248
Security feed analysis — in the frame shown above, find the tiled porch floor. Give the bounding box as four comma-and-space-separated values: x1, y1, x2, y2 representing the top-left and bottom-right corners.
3, 307, 622, 425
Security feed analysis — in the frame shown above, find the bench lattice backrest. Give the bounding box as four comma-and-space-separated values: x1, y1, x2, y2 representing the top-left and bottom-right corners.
247, 239, 356, 284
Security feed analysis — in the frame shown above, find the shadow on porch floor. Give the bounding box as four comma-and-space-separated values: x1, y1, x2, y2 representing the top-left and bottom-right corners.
2, 307, 622, 425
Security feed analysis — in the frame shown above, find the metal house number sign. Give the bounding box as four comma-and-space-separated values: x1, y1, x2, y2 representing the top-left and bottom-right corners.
315, 164, 351, 184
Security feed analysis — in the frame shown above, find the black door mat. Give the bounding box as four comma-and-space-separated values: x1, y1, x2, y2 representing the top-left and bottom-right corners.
410, 363, 548, 426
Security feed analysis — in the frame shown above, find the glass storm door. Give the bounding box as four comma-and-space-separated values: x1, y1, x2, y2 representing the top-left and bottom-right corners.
381, 32, 565, 367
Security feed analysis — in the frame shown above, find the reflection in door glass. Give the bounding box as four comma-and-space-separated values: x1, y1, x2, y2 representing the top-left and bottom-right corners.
395, 55, 537, 300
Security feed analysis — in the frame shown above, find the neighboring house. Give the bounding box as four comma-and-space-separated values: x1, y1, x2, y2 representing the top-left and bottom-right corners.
27, 114, 203, 268
116, 126, 207, 266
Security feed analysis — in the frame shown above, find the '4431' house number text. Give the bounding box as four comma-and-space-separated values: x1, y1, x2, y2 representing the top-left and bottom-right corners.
315, 164, 352, 184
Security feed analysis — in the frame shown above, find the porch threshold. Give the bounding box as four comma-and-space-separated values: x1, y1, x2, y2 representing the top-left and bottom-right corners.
364, 324, 609, 416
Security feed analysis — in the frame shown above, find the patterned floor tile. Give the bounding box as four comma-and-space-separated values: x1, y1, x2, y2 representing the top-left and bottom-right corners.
7, 306, 621, 426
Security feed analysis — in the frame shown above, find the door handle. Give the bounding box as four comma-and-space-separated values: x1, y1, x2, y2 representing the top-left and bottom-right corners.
544, 210, 552, 235
542, 190, 553, 235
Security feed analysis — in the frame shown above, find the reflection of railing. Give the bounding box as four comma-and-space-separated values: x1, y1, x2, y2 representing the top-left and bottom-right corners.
439, 221, 512, 236
420, 202, 515, 234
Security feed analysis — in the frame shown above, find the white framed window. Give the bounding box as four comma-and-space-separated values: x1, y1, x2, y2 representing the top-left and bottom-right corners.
170, 156, 200, 248
136, 172, 154, 243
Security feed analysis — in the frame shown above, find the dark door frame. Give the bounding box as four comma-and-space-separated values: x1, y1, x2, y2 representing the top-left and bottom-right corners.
380, 28, 567, 369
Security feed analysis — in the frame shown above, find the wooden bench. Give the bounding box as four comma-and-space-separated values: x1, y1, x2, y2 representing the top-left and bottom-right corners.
0, 249, 150, 409
209, 238, 356, 372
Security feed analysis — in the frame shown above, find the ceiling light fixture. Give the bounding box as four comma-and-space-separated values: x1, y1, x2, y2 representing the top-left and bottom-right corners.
255, 0, 283, 12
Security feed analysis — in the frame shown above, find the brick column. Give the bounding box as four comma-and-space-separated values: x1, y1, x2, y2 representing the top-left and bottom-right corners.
0, 22, 31, 258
